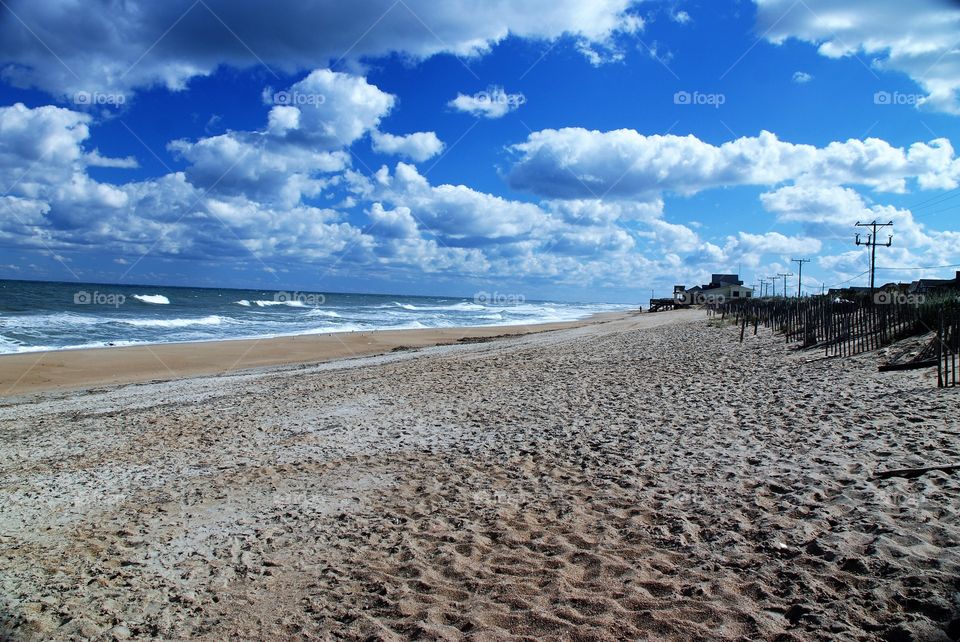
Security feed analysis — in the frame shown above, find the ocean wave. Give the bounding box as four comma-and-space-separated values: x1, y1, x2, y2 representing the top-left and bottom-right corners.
392, 301, 485, 312
0, 333, 23, 353
132, 294, 170, 305
305, 308, 340, 318
235, 299, 251, 307
0, 312, 106, 329
118, 315, 227, 328
0, 338, 145, 354
253, 300, 307, 308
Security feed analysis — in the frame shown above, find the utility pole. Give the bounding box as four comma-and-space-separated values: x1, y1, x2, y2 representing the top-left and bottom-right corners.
758, 278, 766, 298
778, 273, 793, 298
855, 221, 893, 291
791, 258, 810, 298
768, 276, 778, 297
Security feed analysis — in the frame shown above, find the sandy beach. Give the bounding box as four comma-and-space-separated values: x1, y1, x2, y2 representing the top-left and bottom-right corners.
1, 309, 958, 641
0, 313, 626, 397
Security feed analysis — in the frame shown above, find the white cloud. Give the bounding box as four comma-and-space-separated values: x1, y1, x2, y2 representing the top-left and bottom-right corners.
792, 71, 813, 84
0, 0, 644, 97
449, 87, 526, 119
169, 70, 395, 206
734, 231, 822, 256
0, 103, 132, 217
264, 69, 396, 147
367, 202, 419, 239
761, 183, 960, 255
755, 0, 960, 113
508, 128, 960, 199
671, 10, 691, 24
371, 130, 444, 162
370, 162, 552, 240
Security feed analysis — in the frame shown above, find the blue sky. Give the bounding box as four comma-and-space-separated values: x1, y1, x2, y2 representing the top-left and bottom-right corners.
0, 0, 958, 302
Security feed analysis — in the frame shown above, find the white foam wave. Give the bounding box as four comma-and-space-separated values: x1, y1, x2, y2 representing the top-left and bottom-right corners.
0, 312, 106, 329
119, 315, 226, 328
253, 300, 306, 308
305, 309, 340, 318
0, 339, 145, 354
235, 299, 251, 307
392, 301, 485, 312
132, 294, 170, 305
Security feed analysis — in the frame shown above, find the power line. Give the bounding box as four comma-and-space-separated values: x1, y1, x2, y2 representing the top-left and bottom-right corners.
901, 184, 960, 212
823, 269, 871, 290
912, 201, 960, 219
875, 262, 960, 271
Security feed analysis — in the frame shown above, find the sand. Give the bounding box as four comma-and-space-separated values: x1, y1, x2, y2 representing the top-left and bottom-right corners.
0, 309, 958, 641
0, 313, 626, 397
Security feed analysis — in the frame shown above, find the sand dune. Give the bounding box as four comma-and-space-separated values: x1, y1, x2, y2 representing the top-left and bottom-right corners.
0, 309, 957, 640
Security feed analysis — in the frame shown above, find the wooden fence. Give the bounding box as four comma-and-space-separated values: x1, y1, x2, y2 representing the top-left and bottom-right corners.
713, 296, 960, 388
938, 306, 960, 388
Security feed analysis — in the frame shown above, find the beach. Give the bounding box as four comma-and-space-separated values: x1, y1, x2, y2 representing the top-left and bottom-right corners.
0, 309, 958, 640
0, 312, 625, 396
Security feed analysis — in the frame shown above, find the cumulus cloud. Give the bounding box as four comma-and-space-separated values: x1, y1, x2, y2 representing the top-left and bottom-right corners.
169, 70, 395, 206
755, 0, 960, 113
448, 86, 526, 119
0, 102, 675, 287
369, 162, 553, 241
371, 130, 444, 162
345, 162, 677, 284
0, 103, 132, 216
761, 183, 960, 254
753, 182, 960, 288
792, 71, 813, 84
263, 69, 395, 147
507, 128, 960, 199
0, 0, 643, 97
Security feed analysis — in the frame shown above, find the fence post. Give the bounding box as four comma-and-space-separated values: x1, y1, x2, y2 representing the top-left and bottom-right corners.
938, 309, 944, 388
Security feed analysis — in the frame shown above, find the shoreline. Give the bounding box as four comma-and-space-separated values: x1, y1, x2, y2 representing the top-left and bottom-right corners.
0, 309, 640, 396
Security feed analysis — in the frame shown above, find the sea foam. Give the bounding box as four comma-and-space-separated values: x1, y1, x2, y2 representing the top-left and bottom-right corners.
132, 294, 171, 305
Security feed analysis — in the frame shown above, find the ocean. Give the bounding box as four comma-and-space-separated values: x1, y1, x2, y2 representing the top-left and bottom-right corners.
0, 280, 632, 354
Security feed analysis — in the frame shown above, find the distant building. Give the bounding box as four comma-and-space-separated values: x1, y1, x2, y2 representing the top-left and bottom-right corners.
828, 286, 872, 298
707, 282, 754, 301
674, 274, 752, 303
907, 271, 960, 295
709, 274, 743, 287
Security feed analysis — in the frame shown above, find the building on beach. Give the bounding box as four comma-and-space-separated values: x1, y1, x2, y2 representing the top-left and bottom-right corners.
907, 271, 960, 296
674, 274, 753, 303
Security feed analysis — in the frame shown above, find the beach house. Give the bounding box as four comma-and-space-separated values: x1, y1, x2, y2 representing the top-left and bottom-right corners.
907, 271, 960, 296
674, 274, 753, 303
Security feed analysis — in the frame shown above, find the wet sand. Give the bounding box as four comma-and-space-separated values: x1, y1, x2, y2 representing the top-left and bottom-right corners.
0, 312, 629, 397
0, 309, 958, 641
